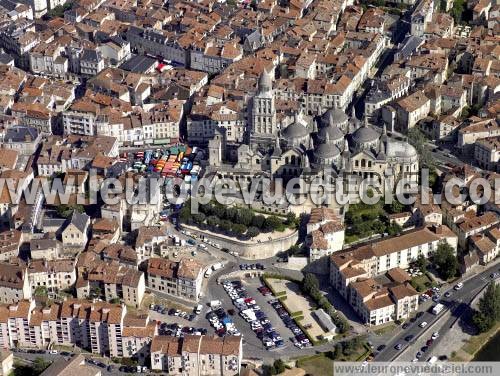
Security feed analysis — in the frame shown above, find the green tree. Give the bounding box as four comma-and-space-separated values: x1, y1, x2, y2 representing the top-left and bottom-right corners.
472, 312, 494, 333
212, 204, 226, 219
193, 212, 206, 224
415, 254, 429, 272
179, 204, 192, 224
287, 244, 301, 256
236, 208, 253, 226
478, 282, 500, 319
387, 222, 403, 236
57, 204, 84, 218
263, 216, 282, 232
285, 212, 296, 225
251, 214, 266, 228
219, 220, 232, 233
231, 223, 246, 236
273, 359, 286, 374
225, 207, 238, 221
407, 127, 435, 169
246, 226, 260, 238
434, 242, 458, 280
371, 220, 386, 234
389, 200, 405, 214
302, 273, 320, 295
207, 215, 220, 228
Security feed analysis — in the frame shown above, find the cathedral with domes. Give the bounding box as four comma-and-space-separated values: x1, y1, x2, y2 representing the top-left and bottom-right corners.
207, 70, 419, 210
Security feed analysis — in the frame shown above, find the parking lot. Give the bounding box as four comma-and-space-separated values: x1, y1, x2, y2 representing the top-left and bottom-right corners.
214, 277, 317, 353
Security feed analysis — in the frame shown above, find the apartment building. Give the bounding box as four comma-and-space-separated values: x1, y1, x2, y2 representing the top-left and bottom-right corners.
394, 90, 430, 131
349, 275, 419, 326
469, 228, 500, 265
61, 211, 90, 252
126, 27, 187, 67
28, 259, 76, 293
150, 335, 242, 375
122, 314, 157, 365
305, 207, 345, 262
0, 263, 31, 304
76, 261, 145, 308
63, 101, 101, 136
330, 225, 457, 325
365, 75, 411, 118
0, 299, 125, 357
135, 226, 170, 262
458, 118, 500, 151
474, 137, 500, 172
147, 258, 204, 301
0, 230, 21, 262
453, 211, 500, 249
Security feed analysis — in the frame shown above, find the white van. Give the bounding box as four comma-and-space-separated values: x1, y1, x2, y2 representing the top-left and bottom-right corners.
195, 304, 203, 314
204, 269, 213, 278
432, 303, 444, 315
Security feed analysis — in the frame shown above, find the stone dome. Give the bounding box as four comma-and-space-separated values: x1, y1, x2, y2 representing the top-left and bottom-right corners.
282, 114, 311, 148
351, 125, 380, 144
321, 108, 348, 127
318, 125, 344, 143
282, 119, 309, 139
386, 141, 418, 162
315, 143, 341, 159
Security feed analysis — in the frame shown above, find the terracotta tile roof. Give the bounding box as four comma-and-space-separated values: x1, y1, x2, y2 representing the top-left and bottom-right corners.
386, 268, 411, 284
364, 295, 394, 310
0, 149, 18, 170
60, 299, 123, 325
92, 218, 118, 233
0, 230, 21, 255
177, 258, 203, 280
151, 335, 181, 355
0, 262, 26, 289
182, 335, 201, 353
389, 283, 418, 300
457, 212, 499, 233
135, 226, 169, 247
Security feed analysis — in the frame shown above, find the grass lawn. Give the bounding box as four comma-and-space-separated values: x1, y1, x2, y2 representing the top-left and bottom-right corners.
463, 322, 500, 356
297, 354, 333, 375
410, 273, 435, 292
373, 322, 397, 336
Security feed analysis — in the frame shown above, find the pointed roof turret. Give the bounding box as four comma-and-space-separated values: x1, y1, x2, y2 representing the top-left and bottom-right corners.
272, 136, 282, 157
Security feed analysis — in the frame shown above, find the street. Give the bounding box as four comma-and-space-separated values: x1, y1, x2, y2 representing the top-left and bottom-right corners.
375, 262, 500, 362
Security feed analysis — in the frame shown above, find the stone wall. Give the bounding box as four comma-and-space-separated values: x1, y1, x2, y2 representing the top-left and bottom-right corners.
182, 225, 299, 260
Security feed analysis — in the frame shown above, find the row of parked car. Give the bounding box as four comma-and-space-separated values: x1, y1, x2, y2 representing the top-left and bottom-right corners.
157, 322, 209, 337
268, 299, 312, 349
223, 280, 284, 350
239, 263, 266, 270
149, 304, 196, 321
207, 304, 240, 337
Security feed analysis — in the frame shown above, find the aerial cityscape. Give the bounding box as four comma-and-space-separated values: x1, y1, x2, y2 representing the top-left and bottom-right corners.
0, 0, 497, 374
